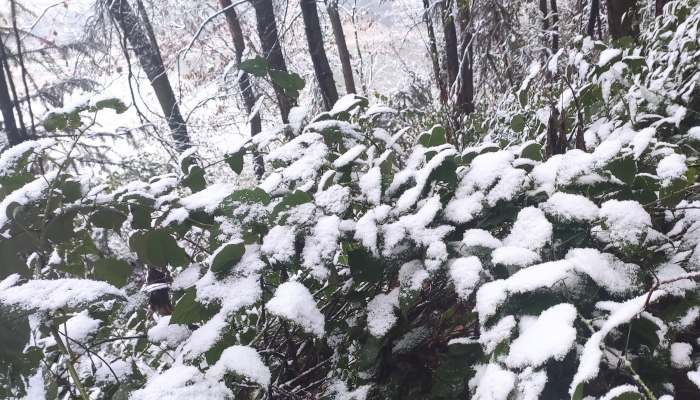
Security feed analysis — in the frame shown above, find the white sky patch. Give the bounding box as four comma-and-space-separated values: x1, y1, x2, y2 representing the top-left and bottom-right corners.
505, 304, 577, 368
267, 281, 325, 337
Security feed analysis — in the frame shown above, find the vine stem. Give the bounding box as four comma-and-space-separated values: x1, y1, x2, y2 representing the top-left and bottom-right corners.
48, 320, 90, 400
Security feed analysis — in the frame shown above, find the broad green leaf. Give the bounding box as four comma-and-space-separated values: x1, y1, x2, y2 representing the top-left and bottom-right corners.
511, 115, 526, 133
170, 287, 219, 324
210, 241, 246, 274
130, 230, 188, 268
270, 190, 311, 223
224, 150, 245, 174
520, 142, 543, 161
92, 98, 128, 114
238, 56, 268, 77
348, 246, 382, 283
94, 258, 134, 288
181, 165, 207, 193
90, 208, 128, 231
606, 157, 636, 185
268, 69, 305, 99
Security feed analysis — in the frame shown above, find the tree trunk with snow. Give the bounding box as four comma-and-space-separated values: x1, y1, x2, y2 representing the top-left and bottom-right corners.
250, 0, 294, 124
0, 50, 22, 147
300, 0, 339, 111
108, 0, 191, 153
586, 0, 600, 38
456, 0, 474, 116
220, 0, 265, 179
326, 0, 356, 95
424, 0, 448, 106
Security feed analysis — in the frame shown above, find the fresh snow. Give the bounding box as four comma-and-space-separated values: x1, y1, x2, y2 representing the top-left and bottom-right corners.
267, 281, 325, 337
207, 345, 271, 386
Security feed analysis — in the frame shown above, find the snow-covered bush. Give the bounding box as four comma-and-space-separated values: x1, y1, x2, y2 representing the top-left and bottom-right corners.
3, 2, 700, 399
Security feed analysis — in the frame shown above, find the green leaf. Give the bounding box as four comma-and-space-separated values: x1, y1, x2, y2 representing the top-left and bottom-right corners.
90, 208, 127, 231
629, 317, 660, 351
130, 230, 188, 268
270, 190, 311, 223
181, 165, 207, 193
659, 178, 687, 208
43, 113, 68, 132
224, 151, 245, 174
238, 56, 268, 77
94, 258, 133, 288
606, 157, 636, 185
571, 383, 584, 400
269, 69, 305, 99
609, 390, 642, 400
511, 115, 525, 133
92, 98, 128, 114
348, 246, 382, 283
170, 287, 219, 324
0, 314, 30, 361
210, 241, 246, 274
130, 204, 152, 230
44, 210, 78, 245
520, 142, 543, 161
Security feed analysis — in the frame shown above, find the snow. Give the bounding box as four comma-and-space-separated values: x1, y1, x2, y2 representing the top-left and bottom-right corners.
171, 266, 202, 291
147, 316, 190, 346
333, 145, 366, 168
93, 359, 132, 384
315, 184, 351, 215
479, 315, 516, 353
598, 49, 622, 67
539, 192, 599, 222
600, 385, 640, 400
267, 281, 325, 337
657, 153, 688, 187
399, 260, 429, 291
323, 380, 371, 400
689, 368, 700, 389
462, 229, 502, 248
43, 310, 100, 353
302, 216, 340, 279
131, 365, 232, 400
359, 166, 382, 206
0, 138, 55, 178
179, 183, 236, 213
505, 304, 577, 367
491, 246, 541, 267
0, 170, 58, 232
450, 257, 483, 299
671, 342, 693, 368
0, 278, 124, 311
207, 345, 271, 386
517, 367, 547, 400
261, 225, 297, 263
565, 248, 638, 294
597, 200, 652, 249
366, 288, 399, 337
657, 264, 697, 296
503, 207, 552, 252
21, 368, 45, 400
472, 363, 516, 400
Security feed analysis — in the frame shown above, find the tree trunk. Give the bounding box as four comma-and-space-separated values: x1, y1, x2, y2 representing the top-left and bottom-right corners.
605, 0, 639, 40
0, 42, 26, 145
250, 0, 293, 125
441, 1, 459, 95
0, 48, 22, 147
539, 0, 551, 58
300, 0, 339, 111
586, 0, 600, 37
550, 0, 559, 53
326, 0, 356, 95
108, 0, 190, 153
655, 0, 672, 17
456, 0, 474, 115
423, 0, 448, 106
220, 0, 265, 179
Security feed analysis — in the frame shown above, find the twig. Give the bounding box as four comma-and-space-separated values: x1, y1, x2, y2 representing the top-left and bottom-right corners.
637, 271, 700, 318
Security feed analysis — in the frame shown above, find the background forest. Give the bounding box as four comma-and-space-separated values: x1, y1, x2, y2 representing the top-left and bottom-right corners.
2, 0, 700, 399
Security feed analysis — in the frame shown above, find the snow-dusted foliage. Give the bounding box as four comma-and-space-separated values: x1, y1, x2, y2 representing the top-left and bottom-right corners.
3, 2, 700, 399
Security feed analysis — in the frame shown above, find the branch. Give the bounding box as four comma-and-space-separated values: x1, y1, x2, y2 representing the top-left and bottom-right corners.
637, 271, 700, 318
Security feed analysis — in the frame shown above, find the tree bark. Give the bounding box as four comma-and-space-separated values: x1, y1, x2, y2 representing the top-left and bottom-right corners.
0, 42, 26, 145
441, 1, 459, 95
326, 0, 356, 95
300, 0, 339, 111
456, 0, 474, 115
250, 0, 294, 124
655, 0, 672, 17
423, 0, 448, 106
0, 48, 22, 147
220, 0, 265, 179
108, 0, 190, 153
586, 0, 599, 37
550, 0, 559, 53
539, 0, 551, 58
605, 0, 639, 40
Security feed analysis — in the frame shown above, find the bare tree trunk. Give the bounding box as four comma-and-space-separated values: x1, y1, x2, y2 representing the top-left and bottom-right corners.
441, 1, 459, 95
220, 0, 265, 179
655, 0, 672, 16
605, 0, 639, 40
423, 0, 448, 106
108, 0, 190, 153
539, 0, 551, 58
457, 0, 474, 116
300, 0, 339, 110
326, 0, 356, 95
0, 48, 22, 147
10, 0, 34, 139
0, 43, 26, 143
586, 0, 599, 37
550, 0, 559, 52
250, 0, 294, 125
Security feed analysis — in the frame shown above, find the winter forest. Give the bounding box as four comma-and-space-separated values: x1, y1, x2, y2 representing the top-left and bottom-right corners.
2, 0, 700, 398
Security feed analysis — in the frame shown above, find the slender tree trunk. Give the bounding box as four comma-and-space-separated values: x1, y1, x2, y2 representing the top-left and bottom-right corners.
220, 0, 265, 179
11, 0, 34, 139
456, 0, 474, 115
655, 0, 671, 17
0, 42, 26, 143
423, 0, 448, 106
605, 0, 639, 40
250, 0, 294, 125
300, 0, 339, 110
550, 0, 559, 52
326, 0, 356, 95
441, 1, 459, 95
586, 0, 599, 37
539, 0, 551, 58
0, 49, 22, 146
108, 0, 190, 153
